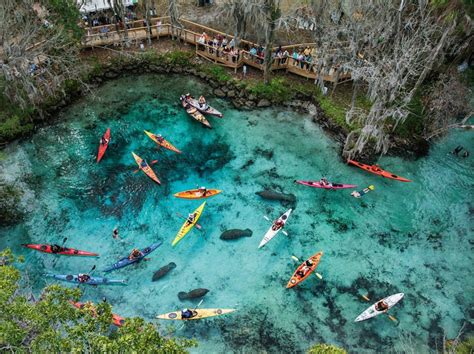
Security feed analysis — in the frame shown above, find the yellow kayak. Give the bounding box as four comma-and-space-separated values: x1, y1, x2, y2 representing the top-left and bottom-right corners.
132, 152, 160, 184
172, 202, 206, 246
174, 188, 222, 200
144, 130, 181, 154
157, 308, 235, 320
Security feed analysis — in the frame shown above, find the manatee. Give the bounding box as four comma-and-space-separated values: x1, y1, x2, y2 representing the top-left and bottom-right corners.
256, 190, 296, 205
220, 228, 253, 240
152, 262, 176, 282
178, 288, 209, 300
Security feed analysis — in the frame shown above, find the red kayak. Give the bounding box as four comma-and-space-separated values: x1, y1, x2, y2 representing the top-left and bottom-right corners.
71, 302, 125, 327
22, 244, 99, 257
347, 160, 412, 182
295, 180, 357, 190
97, 128, 111, 162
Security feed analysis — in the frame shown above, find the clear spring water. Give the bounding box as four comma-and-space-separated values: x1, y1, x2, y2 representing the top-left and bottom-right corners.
0, 74, 472, 353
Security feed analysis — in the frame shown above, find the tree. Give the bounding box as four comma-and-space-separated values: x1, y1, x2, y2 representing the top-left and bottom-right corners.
107, 0, 130, 47
0, 249, 196, 352
262, 0, 281, 84
168, 0, 182, 41
0, 0, 85, 111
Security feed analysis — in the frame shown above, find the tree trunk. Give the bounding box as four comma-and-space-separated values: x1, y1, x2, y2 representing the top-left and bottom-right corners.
263, 0, 279, 85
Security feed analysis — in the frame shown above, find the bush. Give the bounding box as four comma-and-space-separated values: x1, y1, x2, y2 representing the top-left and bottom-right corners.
202, 64, 232, 83
163, 50, 194, 66
0, 115, 34, 143
247, 77, 293, 102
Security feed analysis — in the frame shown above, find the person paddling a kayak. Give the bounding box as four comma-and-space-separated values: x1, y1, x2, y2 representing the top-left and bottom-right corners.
186, 213, 196, 225
296, 259, 314, 277
78, 274, 91, 283
198, 95, 207, 109
100, 136, 109, 145
198, 186, 208, 197
181, 308, 198, 319
371, 165, 382, 172
375, 300, 389, 312
155, 134, 164, 143
50, 244, 63, 253
128, 248, 143, 261
320, 177, 333, 187
140, 160, 148, 169
272, 219, 284, 231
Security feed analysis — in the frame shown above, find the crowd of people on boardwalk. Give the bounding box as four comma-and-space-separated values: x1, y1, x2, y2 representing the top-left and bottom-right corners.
197, 32, 240, 63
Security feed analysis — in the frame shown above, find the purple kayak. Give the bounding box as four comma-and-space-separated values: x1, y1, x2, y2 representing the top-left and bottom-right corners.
295, 180, 357, 190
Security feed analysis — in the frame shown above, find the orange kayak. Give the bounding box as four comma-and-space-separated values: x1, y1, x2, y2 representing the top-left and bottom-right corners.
174, 188, 222, 200
71, 301, 125, 327
347, 160, 411, 182
97, 128, 110, 162
287, 251, 323, 289
132, 152, 160, 184
144, 130, 181, 154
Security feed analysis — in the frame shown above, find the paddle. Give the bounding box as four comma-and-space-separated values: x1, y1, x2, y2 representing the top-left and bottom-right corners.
263, 215, 288, 236
291, 256, 322, 279
362, 294, 398, 323
177, 299, 204, 330
133, 160, 158, 173
52, 237, 68, 268
176, 212, 202, 230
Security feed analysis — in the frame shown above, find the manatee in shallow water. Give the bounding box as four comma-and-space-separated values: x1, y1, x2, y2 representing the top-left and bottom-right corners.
220, 228, 253, 240
152, 262, 176, 281
256, 190, 296, 204
178, 288, 209, 300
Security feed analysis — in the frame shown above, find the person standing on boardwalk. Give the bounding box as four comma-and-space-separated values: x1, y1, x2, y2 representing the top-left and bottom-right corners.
242, 64, 247, 79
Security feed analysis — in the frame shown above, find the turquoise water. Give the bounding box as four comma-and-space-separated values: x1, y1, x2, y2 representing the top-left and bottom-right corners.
0, 74, 472, 353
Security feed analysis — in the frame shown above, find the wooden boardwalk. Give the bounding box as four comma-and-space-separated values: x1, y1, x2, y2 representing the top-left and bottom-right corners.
82, 17, 350, 83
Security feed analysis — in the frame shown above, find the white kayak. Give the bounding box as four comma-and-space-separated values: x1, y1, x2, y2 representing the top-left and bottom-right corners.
258, 209, 292, 249
355, 293, 404, 322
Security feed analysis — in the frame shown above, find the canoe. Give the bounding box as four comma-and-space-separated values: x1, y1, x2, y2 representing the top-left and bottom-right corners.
286, 251, 323, 289
181, 98, 212, 128
157, 308, 235, 320
258, 209, 292, 249
185, 97, 223, 117
144, 130, 181, 154
347, 160, 411, 182
174, 188, 222, 200
46, 274, 126, 286
22, 243, 98, 257
172, 202, 206, 246
355, 293, 404, 322
132, 152, 161, 184
295, 180, 357, 190
351, 185, 375, 198
104, 241, 162, 272
97, 128, 110, 163
71, 301, 125, 327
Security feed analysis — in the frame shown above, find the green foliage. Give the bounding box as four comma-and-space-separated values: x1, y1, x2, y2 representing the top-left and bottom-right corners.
45, 0, 84, 41
452, 337, 474, 354
0, 249, 197, 352
0, 179, 25, 227
162, 51, 194, 67
247, 77, 293, 101
202, 64, 232, 83
394, 91, 424, 138
0, 115, 34, 143
308, 343, 347, 354
315, 92, 350, 130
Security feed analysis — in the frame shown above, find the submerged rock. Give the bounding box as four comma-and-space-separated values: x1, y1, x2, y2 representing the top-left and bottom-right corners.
152, 262, 176, 281
220, 229, 253, 240
178, 288, 209, 300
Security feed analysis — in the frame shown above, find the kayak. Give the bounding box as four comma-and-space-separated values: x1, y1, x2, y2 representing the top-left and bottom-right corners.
157, 308, 235, 320
355, 293, 404, 322
22, 243, 98, 257
258, 209, 292, 249
351, 185, 375, 198
286, 251, 323, 289
172, 202, 206, 246
174, 188, 222, 200
144, 130, 181, 154
97, 128, 110, 163
185, 97, 223, 117
132, 152, 161, 184
181, 98, 212, 128
46, 274, 126, 286
104, 241, 162, 272
347, 160, 412, 182
71, 301, 125, 327
295, 180, 357, 190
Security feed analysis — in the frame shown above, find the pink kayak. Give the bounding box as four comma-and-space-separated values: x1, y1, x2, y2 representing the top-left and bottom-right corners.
295, 180, 357, 190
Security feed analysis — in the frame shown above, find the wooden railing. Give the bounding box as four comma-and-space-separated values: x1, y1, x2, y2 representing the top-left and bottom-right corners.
82, 16, 351, 83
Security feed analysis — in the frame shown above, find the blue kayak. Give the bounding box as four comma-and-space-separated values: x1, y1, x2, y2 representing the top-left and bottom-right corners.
46, 274, 126, 285
104, 241, 162, 272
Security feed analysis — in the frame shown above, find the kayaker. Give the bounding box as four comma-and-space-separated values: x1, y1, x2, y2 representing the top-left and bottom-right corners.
50, 244, 62, 253
198, 96, 207, 109
128, 248, 143, 260
375, 300, 389, 312
371, 165, 382, 172
113, 228, 119, 239
78, 274, 91, 283
272, 219, 284, 231
100, 136, 109, 145
452, 145, 463, 155
198, 186, 208, 196
181, 308, 197, 319
297, 259, 314, 277
187, 213, 196, 224
140, 160, 148, 169
155, 134, 164, 143
462, 150, 469, 158
320, 177, 332, 187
